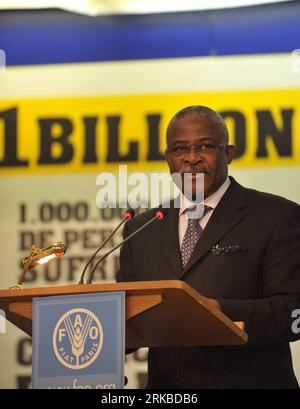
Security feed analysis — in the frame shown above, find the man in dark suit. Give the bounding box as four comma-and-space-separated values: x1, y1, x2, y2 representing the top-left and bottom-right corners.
117, 106, 300, 388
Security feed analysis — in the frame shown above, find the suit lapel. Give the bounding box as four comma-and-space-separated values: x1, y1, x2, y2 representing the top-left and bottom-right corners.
179, 178, 247, 279
158, 203, 182, 274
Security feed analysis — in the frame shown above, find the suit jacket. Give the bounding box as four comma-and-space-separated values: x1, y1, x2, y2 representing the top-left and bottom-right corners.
117, 177, 300, 389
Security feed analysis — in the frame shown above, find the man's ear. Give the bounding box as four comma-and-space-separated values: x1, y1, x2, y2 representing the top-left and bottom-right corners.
165, 148, 170, 165
226, 145, 235, 164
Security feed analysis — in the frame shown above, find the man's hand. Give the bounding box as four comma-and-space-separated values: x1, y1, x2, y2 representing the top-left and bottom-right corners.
204, 297, 221, 310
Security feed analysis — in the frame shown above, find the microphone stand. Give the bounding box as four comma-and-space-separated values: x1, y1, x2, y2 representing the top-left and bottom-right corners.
78, 209, 135, 284
87, 210, 167, 284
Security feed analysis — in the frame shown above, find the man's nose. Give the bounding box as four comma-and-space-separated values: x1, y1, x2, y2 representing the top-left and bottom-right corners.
184, 149, 203, 164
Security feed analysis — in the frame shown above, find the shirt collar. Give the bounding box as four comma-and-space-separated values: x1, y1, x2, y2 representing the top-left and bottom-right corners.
179, 176, 231, 216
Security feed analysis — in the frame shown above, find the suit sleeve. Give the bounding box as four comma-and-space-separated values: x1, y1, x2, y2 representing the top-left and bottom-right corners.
116, 221, 136, 283
219, 204, 300, 347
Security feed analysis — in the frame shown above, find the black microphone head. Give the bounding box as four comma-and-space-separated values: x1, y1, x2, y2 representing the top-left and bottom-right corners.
124, 208, 135, 220
155, 208, 168, 220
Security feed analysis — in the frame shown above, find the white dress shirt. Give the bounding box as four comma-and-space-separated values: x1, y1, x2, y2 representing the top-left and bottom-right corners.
179, 177, 231, 247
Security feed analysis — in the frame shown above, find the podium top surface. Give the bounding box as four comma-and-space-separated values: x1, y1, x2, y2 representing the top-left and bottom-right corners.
0, 280, 248, 348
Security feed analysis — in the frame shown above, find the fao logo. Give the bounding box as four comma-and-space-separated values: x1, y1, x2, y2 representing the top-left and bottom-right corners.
53, 308, 103, 370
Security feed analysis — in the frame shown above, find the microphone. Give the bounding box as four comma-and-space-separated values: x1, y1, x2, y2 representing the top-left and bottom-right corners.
78, 209, 135, 284
86, 208, 168, 284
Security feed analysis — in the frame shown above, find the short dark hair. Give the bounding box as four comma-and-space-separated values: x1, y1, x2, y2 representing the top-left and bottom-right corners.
167, 105, 229, 143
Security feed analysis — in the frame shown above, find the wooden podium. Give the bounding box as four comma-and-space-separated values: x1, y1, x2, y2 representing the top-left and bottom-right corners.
0, 280, 247, 348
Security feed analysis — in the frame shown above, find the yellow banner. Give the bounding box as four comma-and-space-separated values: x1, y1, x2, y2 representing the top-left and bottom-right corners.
0, 88, 300, 175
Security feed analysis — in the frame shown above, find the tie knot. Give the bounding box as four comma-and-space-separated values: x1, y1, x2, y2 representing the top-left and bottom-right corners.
185, 205, 212, 220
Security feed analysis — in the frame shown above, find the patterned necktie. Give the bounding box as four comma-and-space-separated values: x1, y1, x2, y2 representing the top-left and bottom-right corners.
181, 205, 212, 268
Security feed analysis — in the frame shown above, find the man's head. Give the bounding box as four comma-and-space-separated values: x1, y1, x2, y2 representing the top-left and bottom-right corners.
165, 106, 235, 198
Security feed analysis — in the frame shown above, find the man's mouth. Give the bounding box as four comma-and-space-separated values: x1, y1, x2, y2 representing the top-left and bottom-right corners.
180, 169, 210, 176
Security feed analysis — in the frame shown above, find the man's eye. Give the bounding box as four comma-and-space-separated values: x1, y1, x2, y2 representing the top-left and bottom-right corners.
202, 144, 215, 150
174, 146, 186, 152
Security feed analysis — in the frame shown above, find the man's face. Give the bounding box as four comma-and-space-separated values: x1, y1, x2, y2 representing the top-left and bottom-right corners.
165, 114, 235, 198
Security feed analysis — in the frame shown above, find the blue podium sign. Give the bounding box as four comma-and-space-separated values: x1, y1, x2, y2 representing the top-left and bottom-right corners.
32, 292, 125, 389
